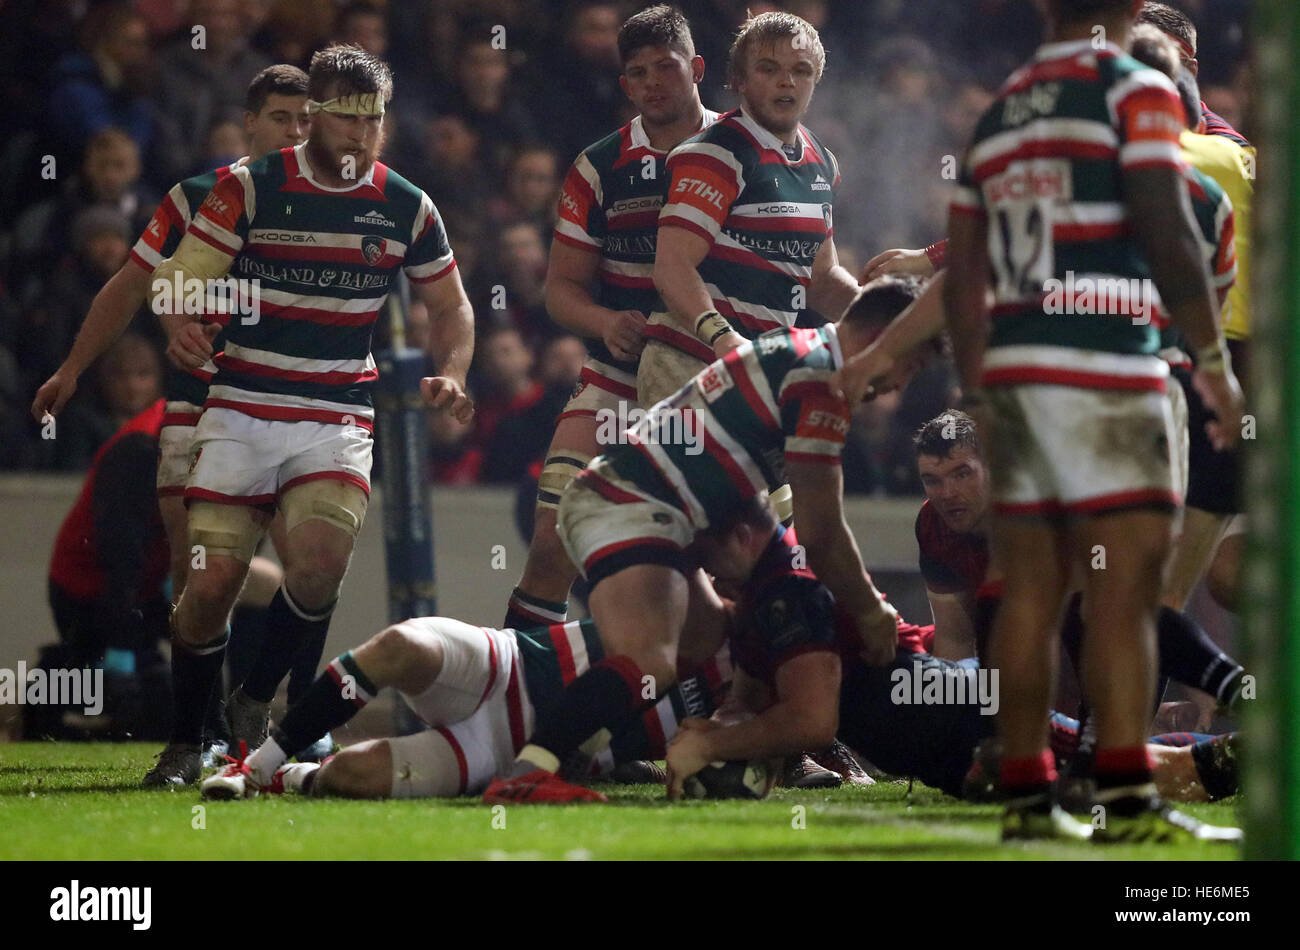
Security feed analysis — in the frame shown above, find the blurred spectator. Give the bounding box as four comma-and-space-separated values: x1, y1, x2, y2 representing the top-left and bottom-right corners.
481, 333, 584, 484
40, 332, 163, 471
10, 205, 137, 396
482, 221, 550, 343
46, 2, 161, 175
444, 35, 540, 177
156, 0, 272, 180
428, 407, 481, 485
396, 112, 495, 225
199, 112, 252, 174
491, 145, 561, 230
335, 1, 389, 58
10, 128, 156, 287
530, 1, 626, 164
470, 325, 540, 448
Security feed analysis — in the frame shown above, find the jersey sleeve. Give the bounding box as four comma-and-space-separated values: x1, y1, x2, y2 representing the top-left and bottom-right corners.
130, 184, 190, 273
553, 152, 606, 253
658, 138, 745, 245
748, 575, 840, 672
404, 192, 457, 284
1112, 69, 1187, 172
1212, 195, 1238, 300
186, 167, 252, 259
777, 356, 850, 466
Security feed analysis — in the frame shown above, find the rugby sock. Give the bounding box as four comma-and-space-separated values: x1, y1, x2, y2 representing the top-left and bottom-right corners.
608, 671, 713, 762
171, 629, 230, 746
270, 651, 378, 760
1000, 750, 1057, 803
504, 587, 568, 631
241, 584, 335, 704
274, 762, 320, 794
1156, 607, 1246, 709
514, 656, 649, 776
1190, 733, 1239, 801
1093, 746, 1156, 816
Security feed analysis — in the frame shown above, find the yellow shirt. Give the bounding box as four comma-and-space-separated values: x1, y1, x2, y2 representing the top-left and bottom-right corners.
1181, 130, 1255, 339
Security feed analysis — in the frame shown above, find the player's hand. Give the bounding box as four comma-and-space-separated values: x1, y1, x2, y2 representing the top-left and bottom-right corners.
603, 309, 647, 362
665, 718, 719, 799
856, 599, 900, 667
859, 247, 934, 283
1192, 364, 1245, 451
830, 343, 897, 405
31, 369, 78, 421
712, 330, 746, 360
421, 375, 475, 424
167, 322, 219, 371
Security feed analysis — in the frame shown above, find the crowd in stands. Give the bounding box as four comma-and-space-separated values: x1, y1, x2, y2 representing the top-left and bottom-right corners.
0, 0, 1253, 491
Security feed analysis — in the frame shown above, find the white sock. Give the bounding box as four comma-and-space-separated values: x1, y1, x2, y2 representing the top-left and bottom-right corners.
246, 736, 287, 786
275, 762, 320, 794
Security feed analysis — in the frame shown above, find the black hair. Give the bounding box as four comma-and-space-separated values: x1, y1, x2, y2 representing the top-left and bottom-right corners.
245, 64, 309, 114
913, 410, 980, 459
618, 4, 695, 65
1138, 2, 1197, 54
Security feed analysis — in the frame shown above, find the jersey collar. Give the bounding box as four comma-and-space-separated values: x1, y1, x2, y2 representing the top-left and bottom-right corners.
1035, 37, 1114, 62
292, 142, 376, 192
736, 106, 806, 162
822, 322, 844, 370
630, 107, 723, 153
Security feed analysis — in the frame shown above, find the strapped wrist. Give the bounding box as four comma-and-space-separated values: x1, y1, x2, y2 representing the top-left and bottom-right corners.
694, 310, 733, 346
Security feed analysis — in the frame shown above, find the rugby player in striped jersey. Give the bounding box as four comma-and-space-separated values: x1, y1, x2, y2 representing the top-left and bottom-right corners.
142, 45, 475, 788
643, 10, 861, 406
503, 5, 719, 633
944, 0, 1243, 841
480, 279, 911, 804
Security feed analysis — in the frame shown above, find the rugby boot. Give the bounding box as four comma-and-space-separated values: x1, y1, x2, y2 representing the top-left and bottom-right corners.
141, 742, 203, 789
781, 752, 842, 789
1001, 793, 1093, 842
1092, 787, 1242, 844
483, 770, 609, 804
810, 740, 874, 787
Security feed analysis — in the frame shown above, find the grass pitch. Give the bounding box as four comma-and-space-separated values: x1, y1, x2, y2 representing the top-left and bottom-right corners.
0, 742, 1242, 860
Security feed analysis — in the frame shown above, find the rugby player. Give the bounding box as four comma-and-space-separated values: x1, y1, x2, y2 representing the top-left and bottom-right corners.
944, 0, 1243, 839
504, 4, 719, 632
665, 498, 1242, 828
1139, 2, 1255, 614
32, 65, 310, 603
480, 278, 913, 804
142, 45, 475, 787
643, 10, 860, 406
199, 606, 732, 801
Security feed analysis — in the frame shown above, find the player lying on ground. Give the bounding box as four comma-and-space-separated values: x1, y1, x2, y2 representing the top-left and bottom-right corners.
478, 277, 918, 804
665, 500, 1241, 835
201, 583, 740, 799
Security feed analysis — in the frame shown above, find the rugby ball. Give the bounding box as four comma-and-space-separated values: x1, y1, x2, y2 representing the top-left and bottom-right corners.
682, 758, 779, 800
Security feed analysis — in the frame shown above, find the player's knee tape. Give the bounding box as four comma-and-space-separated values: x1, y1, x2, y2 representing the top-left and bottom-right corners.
536, 452, 592, 511
187, 502, 265, 564
281, 480, 369, 538
770, 483, 794, 525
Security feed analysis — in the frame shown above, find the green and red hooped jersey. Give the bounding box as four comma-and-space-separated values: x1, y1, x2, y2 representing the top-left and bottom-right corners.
584, 324, 849, 533
131, 161, 241, 418
654, 108, 841, 360
183, 143, 455, 429
554, 109, 720, 381
952, 40, 1189, 392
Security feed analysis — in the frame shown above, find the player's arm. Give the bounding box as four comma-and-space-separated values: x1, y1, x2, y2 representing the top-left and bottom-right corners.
666, 652, 841, 797
412, 265, 475, 423
544, 240, 645, 362
653, 224, 744, 357
832, 270, 947, 404
926, 587, 976, 660
31, 261, 153, 419
655, 146, 746, 356
807, 236, 860, 321
786, 459, 897, 666
942, 210, 991, 398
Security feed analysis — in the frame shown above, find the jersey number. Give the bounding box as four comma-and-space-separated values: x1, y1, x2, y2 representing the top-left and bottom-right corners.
991, 200, 1054, 298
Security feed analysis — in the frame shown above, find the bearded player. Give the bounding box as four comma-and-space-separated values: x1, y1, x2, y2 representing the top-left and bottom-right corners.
945, 0, 1243, 840
142, 45, 475, 787
503, 5, 719, 632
